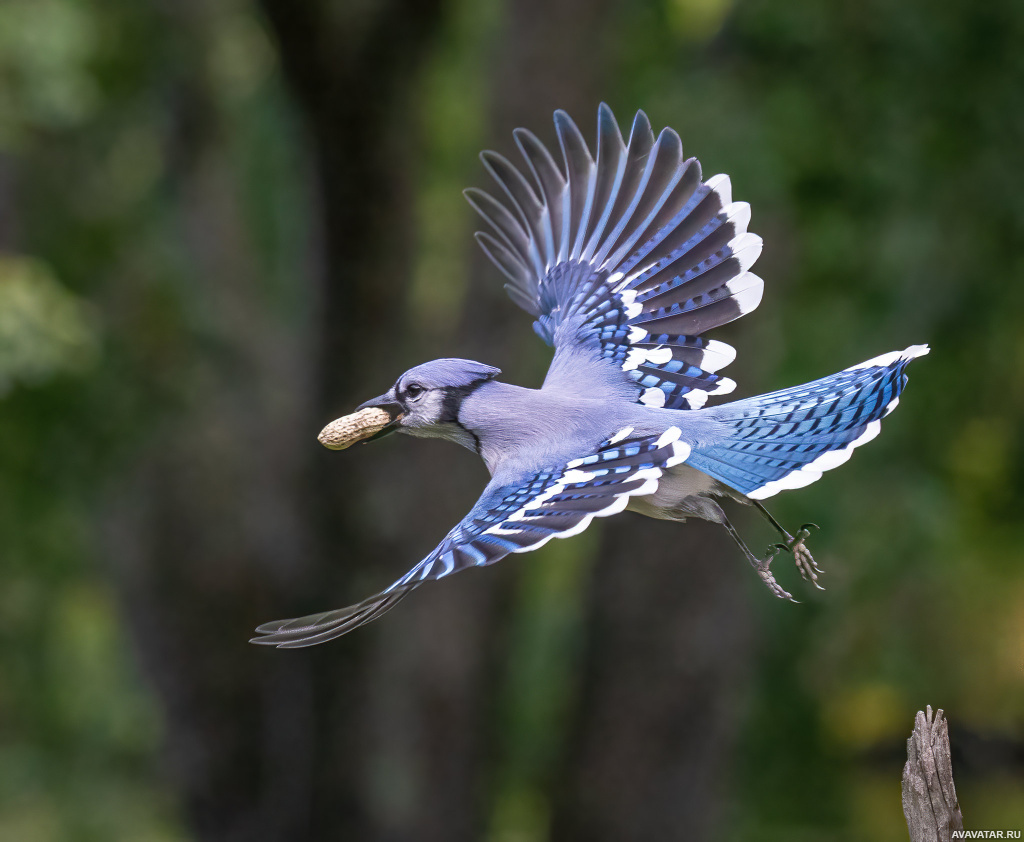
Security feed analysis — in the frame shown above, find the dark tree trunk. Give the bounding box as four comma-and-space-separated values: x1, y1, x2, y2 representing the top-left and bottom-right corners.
551, 519, 754, 842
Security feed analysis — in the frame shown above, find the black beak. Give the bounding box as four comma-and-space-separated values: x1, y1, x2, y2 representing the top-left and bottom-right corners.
357, 390, 403, 413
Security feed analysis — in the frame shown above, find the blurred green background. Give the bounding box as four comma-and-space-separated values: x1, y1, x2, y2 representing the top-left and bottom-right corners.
0, 0, 1021, 840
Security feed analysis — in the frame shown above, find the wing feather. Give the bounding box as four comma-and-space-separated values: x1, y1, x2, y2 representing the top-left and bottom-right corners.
470, 105, 764, 410
251, 429, 691, 647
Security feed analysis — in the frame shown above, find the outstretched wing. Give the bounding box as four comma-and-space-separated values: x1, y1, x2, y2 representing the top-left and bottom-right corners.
251, 427, 691, 647
467, 104, 763, 410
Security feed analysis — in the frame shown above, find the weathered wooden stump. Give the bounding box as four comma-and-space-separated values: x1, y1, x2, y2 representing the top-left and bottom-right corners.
902, 705, 964, 841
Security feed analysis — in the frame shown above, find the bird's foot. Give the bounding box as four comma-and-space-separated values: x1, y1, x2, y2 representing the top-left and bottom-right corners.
751, 545, 798, 603
772, 522, 824, 591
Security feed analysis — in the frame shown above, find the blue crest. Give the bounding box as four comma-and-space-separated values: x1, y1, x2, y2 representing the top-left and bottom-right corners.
398, 358, 501, 390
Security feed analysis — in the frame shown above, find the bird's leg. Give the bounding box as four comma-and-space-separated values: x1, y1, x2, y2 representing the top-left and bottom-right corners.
719, 514, 797, 602
751, 501, 824, 590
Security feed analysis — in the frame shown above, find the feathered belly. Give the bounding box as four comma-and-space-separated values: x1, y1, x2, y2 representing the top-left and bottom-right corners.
626, 463, 736, 523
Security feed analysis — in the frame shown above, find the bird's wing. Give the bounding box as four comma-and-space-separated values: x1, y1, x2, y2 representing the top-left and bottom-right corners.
467, 104, 763, 410
251, 426, 691, 647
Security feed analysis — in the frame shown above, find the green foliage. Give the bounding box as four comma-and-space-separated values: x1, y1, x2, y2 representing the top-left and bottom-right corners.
0, 257, 99, 395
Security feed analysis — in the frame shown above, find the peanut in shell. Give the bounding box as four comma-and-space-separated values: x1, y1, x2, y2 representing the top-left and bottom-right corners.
317, 407, 393, 450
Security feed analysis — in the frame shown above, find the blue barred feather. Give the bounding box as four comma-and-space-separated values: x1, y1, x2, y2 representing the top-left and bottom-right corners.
252, 428, 689, 647
689, 346, 929, 499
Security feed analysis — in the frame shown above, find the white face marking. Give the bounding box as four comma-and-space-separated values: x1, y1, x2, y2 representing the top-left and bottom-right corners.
399, 389, 445, 427
399, 388, 481, 452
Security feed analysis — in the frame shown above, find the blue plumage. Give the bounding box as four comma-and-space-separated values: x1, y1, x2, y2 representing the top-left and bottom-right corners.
691, 346, 927, 498
256, 428, 688, 647
252, 106, 928, 647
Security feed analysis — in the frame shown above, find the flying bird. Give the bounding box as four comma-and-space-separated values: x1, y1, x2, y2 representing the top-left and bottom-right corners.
252, 104, 927, 648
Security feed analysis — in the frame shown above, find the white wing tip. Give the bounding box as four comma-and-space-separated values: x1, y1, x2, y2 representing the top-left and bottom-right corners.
728, 233, 763, 272
711, 377, 736, 397
561, 468, 599, 484
702, 339, 737, 372
722, 200, 751, 233
705, 173, 732, 206
685, 389, 708, 409
845, 344, 931, 371
640, 387, 667, 407
655, 426, 682, 448
606, 426, 635, 446
665, 440, 691, 467
726, 272, 764, 317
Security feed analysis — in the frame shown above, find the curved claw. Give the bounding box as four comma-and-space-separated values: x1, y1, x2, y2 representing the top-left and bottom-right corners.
750, 545, 798, 602
771, 542, 790, 553
758, 565, 797, 602
800, 522, 820, 533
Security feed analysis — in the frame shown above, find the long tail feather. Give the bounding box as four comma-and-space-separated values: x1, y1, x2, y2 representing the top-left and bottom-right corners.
690, 345, 929, 498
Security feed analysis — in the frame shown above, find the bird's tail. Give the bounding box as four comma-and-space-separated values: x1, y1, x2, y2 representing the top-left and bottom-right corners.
688, 345, 929, 499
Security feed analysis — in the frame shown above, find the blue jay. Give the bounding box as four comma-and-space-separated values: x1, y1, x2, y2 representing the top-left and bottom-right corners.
252, 105, 927, 648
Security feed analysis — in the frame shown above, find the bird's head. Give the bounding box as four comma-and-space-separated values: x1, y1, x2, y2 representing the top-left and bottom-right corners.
318, 359, 501, 450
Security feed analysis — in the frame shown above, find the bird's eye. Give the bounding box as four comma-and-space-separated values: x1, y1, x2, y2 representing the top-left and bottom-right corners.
404, 383, 425, 401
